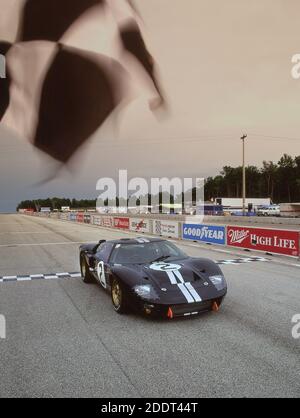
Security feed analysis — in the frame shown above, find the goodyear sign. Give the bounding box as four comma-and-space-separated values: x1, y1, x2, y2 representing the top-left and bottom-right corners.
183, 224, 226, 245
69, 213, 77, 222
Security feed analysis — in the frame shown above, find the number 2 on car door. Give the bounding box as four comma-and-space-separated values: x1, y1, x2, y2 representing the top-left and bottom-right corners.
97, 261, 106, 288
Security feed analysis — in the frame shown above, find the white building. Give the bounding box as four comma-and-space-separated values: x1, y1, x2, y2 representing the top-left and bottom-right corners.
215, 198, 271, 210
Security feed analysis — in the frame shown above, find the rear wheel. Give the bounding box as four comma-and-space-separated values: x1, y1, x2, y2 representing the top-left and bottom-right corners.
80, 254, 94, 283
111, 278, 128, 314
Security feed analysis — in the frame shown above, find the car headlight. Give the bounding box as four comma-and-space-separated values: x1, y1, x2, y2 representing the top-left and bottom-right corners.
133, 284, 159, 300
209, 275, 227, 291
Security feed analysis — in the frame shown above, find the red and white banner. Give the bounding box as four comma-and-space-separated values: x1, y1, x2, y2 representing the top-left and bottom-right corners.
227, 226, 299, 257
114, 217, 130, 230
101, 216, 114, 228
24, 209, 35, 215
76, 213, 84, 223
130, 218, 151, 233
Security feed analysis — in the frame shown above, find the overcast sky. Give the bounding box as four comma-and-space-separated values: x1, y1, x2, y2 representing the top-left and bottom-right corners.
1, 0, 300, 212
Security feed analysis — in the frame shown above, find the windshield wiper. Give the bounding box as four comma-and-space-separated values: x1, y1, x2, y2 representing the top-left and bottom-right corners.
150, 255, 171, 263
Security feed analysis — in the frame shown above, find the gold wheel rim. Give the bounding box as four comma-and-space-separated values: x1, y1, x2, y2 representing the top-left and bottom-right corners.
81, 260, 86, 276
112, 282, 121, 308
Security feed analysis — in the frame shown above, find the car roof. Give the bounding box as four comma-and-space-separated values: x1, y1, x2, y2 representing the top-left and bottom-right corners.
106, 237, 166, 245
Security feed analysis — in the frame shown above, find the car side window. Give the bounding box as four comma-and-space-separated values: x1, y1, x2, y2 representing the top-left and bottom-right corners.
96, 243, 114, 263
160, 242, 181, 256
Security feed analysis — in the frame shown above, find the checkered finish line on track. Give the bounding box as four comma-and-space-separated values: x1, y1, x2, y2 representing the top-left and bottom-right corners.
0, 273, 81, 283
217, 257, 269, 265
0, 258, 269, 283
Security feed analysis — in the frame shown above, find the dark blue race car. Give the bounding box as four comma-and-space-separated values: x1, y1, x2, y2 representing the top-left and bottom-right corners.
79, 237, 227, 318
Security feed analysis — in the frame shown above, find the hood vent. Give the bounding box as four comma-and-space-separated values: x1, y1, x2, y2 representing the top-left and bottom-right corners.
193, 271, 204, 282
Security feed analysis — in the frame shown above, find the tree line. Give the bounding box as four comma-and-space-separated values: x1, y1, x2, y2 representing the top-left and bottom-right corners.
204, 154, 300, 203
16, 153, 300, 211
17, 198, 97, 211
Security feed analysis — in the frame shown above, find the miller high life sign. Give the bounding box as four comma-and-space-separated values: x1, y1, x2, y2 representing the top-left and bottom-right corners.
227, 226, 299, 257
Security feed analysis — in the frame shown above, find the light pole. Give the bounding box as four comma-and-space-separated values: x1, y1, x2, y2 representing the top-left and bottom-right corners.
241, 134, 247, 216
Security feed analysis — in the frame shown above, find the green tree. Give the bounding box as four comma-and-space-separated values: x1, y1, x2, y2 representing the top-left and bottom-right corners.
277, 154, 296, 202
261, 161, 278, 201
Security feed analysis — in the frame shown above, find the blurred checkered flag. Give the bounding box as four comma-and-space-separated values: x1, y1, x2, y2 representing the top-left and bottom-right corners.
0, 0, 164, 163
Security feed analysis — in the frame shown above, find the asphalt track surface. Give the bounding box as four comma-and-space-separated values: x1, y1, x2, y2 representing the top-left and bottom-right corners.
0, 214, 299, 398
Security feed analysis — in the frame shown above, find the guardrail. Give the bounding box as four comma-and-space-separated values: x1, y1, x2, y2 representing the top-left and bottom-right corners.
23, 211, 300, 259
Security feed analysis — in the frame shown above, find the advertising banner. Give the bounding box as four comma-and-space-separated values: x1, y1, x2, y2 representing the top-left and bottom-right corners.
60, 213, 69, 221
50, 212, 59, 219
227, 226, 299, 257
183, 224, 226, 245
25, 210, 35, 216
114, 217, 130, 230
76, 213, 84, 223
129, 218, 151, 234
84, 214, 91, 224
92, 216, 102, 226
69, 213, 77, 222
154, 220, 179, 238
101, 216, 114, 228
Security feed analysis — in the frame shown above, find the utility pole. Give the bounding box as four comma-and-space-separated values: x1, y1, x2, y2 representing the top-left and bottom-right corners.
241, 134, 247, 216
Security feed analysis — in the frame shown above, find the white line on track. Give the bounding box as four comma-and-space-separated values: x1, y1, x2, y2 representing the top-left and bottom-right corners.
0, 231, 79, 235
0, 223, 25, 225
0, 241, 92, 248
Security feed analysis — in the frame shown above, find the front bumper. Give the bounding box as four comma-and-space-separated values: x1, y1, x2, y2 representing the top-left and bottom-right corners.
140, 295, 226, 319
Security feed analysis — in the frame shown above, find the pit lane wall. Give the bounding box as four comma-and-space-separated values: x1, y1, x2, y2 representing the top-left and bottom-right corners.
23, 210, 300, 258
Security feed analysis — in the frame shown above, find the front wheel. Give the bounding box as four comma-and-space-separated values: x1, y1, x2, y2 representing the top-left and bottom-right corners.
111, 278, 128, 314
80, 254, 94, 283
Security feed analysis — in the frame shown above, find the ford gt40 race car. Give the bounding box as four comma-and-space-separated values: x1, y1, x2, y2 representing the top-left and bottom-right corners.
79, 237, 227, 318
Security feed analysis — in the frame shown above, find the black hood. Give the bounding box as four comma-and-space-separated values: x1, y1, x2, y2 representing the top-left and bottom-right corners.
111, 257, 225, 305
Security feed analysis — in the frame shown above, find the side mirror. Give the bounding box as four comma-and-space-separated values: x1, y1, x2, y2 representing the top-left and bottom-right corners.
92, 240, 106, 253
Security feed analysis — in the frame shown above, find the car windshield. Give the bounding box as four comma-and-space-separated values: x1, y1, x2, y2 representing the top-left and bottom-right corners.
110, 241, 187, 265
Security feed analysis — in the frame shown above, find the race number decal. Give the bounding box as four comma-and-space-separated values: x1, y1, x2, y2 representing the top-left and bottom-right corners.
97, 261, 106, 288
149, 263, 182, 272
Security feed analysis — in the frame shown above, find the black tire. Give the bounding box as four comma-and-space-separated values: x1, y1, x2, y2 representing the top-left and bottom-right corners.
111, 277, 128, 314
80, 254, 94, 283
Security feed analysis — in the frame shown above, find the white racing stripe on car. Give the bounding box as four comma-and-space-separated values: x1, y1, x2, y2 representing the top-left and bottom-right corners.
177, 283, 195, 303
173, 270, 185, 283
166, 270, 202, 304
185, 282, 202, 302
167, 271, 178, 285
172, 270, 202, 302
